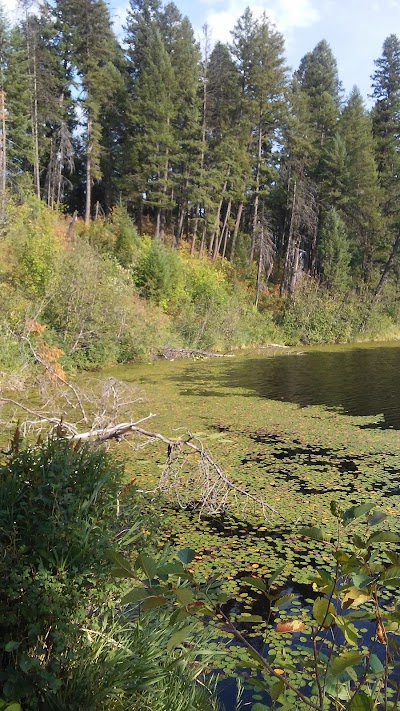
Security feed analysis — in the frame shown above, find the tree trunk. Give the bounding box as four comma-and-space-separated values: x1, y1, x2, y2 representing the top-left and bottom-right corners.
217, 199, 231, 260
199, 221, 207, 257
0, 87, 7, 220
251, 121, 263, 262
281, 179, 297, 294
191, 211, 199, 255
85, 113, 92, 225
160, 128, 170, 242
155, 208, 161, 240
230, 202, 243, 260
210, 176, 228, 257
289, 247, 301, 293
371, 232, 400, 306
255, 224, 264, 308
32, 46, 40, 200
191, 25, 209, 254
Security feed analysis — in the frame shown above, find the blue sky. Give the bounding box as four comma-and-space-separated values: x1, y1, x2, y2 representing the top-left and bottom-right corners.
7, 0, 400, 102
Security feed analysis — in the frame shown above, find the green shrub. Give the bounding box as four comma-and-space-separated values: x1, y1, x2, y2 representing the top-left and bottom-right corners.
44, 241, 172, 367
0, 439, 123, 706
111, 204, 140, 268
278, 280, 365, 345
173, 258, 280, 350
0, 439, 217, 710
5, 197, 61, 298
134, 239, 185, 308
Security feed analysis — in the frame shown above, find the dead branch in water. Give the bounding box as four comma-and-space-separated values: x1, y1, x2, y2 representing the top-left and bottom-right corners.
0, 338, 283, 521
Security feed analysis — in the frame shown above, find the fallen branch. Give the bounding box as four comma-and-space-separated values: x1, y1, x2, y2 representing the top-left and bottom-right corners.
0, 351, 283, 520
116, 425, 283, 521
0, 391, 283, 520
22, 336, 88, 424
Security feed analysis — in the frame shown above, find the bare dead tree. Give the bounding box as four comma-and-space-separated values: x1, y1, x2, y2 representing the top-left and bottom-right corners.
281, 172, 319, 294
45, 121, 74, 209
254, 215, 275, 308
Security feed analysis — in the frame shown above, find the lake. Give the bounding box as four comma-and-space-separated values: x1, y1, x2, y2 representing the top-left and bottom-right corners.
108, 341, 400, 709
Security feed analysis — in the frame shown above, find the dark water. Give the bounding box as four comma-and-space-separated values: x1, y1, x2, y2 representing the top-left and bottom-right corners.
178, 343, 400, 430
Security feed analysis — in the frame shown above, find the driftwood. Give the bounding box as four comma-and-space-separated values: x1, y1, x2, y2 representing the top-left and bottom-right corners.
159, 346, 234, 360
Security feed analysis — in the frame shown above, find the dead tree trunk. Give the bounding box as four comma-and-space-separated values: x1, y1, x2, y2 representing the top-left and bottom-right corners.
85, 113, 92, 225
230, 202, 243, 261
281, 179, 297, 294
214, 198, 232, 262
251, 121, 263, 262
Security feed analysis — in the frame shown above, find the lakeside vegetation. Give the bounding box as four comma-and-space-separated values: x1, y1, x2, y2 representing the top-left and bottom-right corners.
0, 197, 399, 382
2, 0, 400, 708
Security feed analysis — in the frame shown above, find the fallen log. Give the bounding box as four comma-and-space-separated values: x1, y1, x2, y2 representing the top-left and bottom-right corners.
159, 346, 234, 360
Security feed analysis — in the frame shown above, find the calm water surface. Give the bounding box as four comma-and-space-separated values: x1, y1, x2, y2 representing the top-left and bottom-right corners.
172, 342, 400, 430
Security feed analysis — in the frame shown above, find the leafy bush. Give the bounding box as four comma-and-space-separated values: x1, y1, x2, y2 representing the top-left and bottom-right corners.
278, 280, 365, 345
173, 258, 280, 350
134, 239, 185, 308
44, 240, 171, 367
5, 197, 61, 298
111, 204, 140, 268
0, 439, 123, 706
0, 439, 218, 710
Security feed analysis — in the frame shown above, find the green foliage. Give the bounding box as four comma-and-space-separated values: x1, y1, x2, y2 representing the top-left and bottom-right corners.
319, 208, 351, 291
114, 502, 400, 711
112, 204, 140, 267
5, 197, 61, 298
0, 326, 26, 374
0, 438, 218, 710
0, 438, 123, 706
44, 239, 171, 366
173, 257, 279, 350
279, 280, 366, 344
134, 239, 184, 307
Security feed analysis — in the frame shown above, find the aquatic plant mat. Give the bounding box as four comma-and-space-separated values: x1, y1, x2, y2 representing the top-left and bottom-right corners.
108, 351, 400, 707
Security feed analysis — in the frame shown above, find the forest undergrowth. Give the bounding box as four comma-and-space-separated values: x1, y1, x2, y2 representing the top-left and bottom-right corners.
0, 197, 398, 379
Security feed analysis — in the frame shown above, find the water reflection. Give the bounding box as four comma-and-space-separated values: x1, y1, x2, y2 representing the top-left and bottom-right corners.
177, 344, 400, 429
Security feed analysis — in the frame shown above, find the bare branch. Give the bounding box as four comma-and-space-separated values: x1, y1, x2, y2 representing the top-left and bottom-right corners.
21, 336, 89, 423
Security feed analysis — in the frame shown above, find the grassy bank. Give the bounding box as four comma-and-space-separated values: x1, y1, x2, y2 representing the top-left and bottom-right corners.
0, 197, 399, 376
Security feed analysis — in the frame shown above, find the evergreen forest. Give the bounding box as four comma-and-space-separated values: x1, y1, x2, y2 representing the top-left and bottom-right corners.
0, 0, 399, 353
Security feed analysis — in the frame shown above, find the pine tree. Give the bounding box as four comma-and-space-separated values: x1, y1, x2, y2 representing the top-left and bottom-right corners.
159, 4, 201, 243
371, 34, 400, 217
55, 0, 120, 222
127, 24, 176, 239
6, 24, 34, 187
319, 133, 349, 210
231, 9, 287, 261
369, 35, 400, 304
340, 87, 382, 280
27, 5, 75, 207
319, 207, 351, 291
295, 40, 340, 163
276, 78, 318, 291
204, 41, 249, 259
0, 5, 9, 208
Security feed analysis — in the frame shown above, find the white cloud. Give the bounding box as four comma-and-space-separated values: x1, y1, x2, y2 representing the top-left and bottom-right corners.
204, 0, 320, 45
